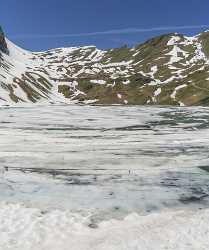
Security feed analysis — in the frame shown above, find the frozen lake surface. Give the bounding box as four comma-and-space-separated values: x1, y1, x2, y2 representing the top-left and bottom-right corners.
0, 105, 209, 249
1, 105, 209, 214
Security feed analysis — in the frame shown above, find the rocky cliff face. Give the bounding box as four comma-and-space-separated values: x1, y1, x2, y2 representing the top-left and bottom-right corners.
0, 27, 9, 55
0, 28, 209, 105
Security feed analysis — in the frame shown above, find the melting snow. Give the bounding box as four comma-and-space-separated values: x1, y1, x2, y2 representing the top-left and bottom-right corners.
166, 45, 189, 64
171, 84, 187, 99
154, 87, 162, 96
167, 36, 181, 46
90, 79, 106, 85
117, 93, 122, 99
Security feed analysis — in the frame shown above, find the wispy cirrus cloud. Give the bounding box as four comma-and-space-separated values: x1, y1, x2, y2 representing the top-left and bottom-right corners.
10, 25, 209, 40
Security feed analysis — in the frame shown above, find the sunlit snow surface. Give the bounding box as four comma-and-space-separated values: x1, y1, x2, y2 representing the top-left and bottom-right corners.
1, 105, 209, 249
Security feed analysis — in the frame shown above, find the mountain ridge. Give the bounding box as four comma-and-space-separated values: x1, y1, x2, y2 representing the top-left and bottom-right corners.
1, 27, 209, 105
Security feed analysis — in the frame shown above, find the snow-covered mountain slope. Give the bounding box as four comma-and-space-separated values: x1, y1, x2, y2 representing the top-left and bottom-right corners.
1, 28, 209, 105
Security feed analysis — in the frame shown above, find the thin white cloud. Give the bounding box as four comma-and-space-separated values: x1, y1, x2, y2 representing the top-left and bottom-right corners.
10, 25, 209, 39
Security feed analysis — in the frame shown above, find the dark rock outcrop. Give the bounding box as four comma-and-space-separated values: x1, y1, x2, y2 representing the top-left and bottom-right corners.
0, 26, 9, 54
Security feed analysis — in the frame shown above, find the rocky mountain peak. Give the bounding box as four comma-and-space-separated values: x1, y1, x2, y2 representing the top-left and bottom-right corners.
0, 26, 9, 54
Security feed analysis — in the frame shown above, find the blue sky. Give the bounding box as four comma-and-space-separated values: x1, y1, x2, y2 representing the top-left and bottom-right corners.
1, 0, 209, 51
